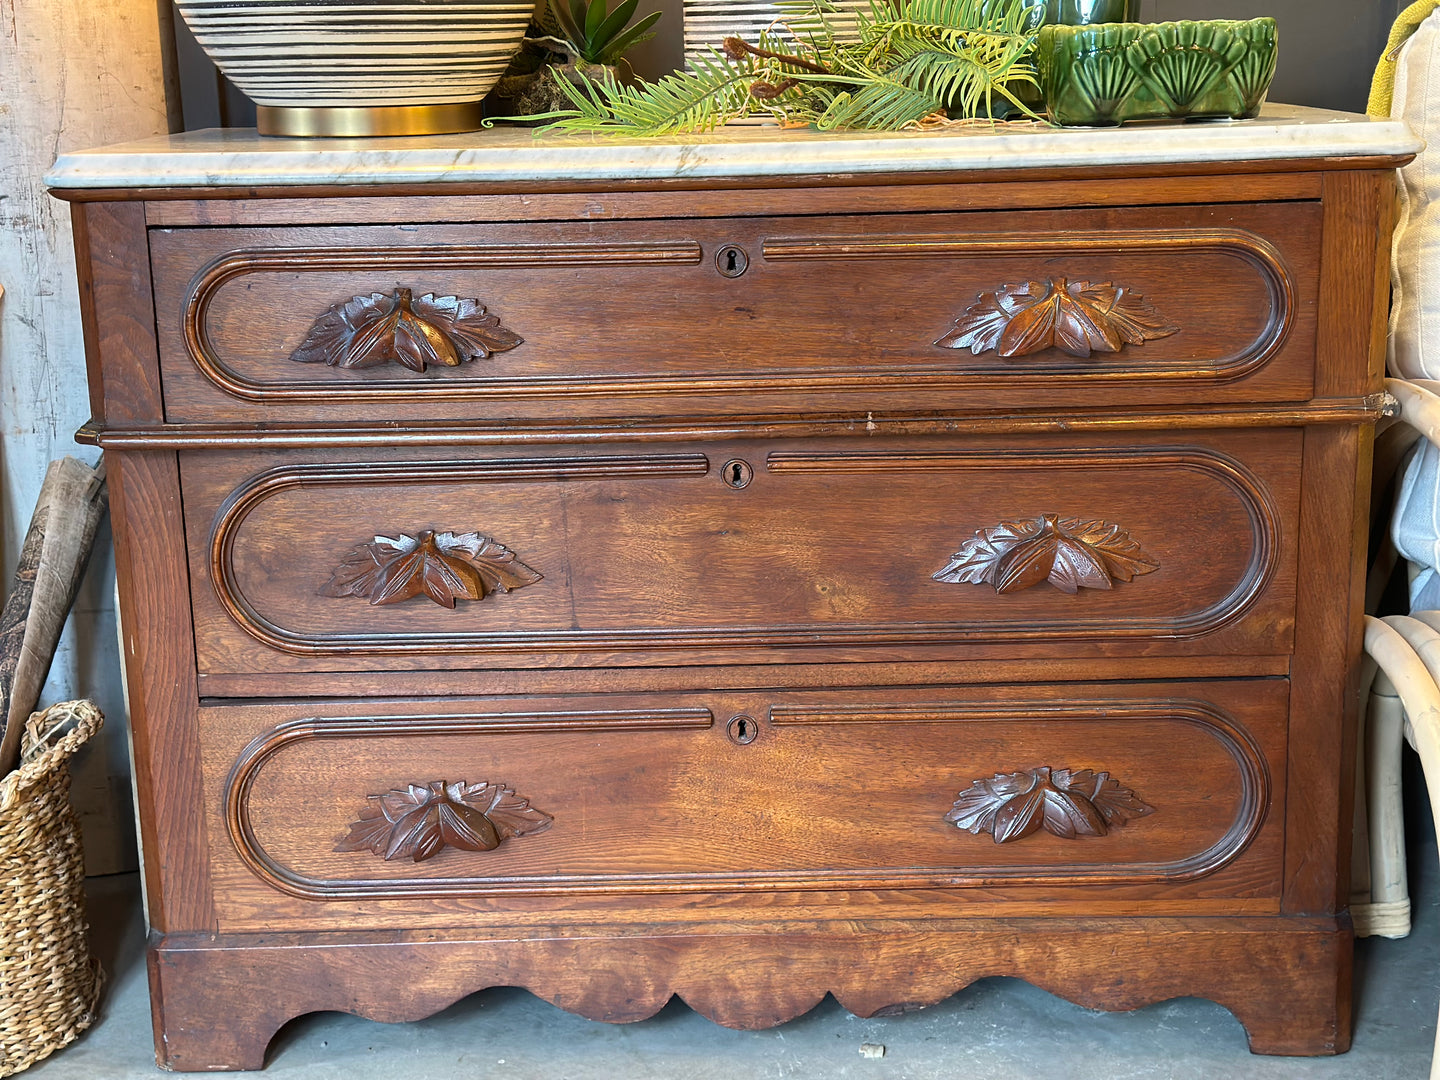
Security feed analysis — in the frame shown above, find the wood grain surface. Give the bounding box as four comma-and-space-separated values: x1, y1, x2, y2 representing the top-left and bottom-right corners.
204, 681, 1279, 909
138, 172, 1327, 228
64, 160, 1395, 1069
180, 431, 1299, 674
193, 678, 1291, 935
108, 452, 214, 933
1283, 170, 1396, 916
72, 201, 162, 425
149, 202, 1320, 422
146, 915, 1351, 1070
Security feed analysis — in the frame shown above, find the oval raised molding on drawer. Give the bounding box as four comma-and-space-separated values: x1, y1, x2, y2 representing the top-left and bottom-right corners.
219, 685, 1276, 902
189, 431, 1295, 673
762, 226, 1291, 377
151, 202, 1318, 422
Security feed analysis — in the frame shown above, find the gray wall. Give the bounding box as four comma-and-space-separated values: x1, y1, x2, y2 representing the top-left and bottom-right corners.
172, 0, 1411, 128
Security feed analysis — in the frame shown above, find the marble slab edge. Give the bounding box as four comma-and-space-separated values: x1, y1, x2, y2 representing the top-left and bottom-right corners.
46, 105, 1422, 190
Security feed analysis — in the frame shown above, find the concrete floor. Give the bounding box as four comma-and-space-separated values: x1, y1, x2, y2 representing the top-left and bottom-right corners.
22, 831, 1440, 1079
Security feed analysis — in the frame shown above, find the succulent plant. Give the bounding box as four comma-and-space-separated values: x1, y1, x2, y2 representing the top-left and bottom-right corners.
549, 0, 662, 66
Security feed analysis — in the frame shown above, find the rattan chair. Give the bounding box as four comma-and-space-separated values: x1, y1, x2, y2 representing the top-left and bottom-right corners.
1351, 378, 1440, 940
1359, 615, 1440, 1078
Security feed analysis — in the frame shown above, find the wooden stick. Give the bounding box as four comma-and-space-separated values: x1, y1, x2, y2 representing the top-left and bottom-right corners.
0, 455, 109, 777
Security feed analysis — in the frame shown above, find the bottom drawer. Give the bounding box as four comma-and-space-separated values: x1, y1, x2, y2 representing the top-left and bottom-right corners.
201, 679, 1287, 930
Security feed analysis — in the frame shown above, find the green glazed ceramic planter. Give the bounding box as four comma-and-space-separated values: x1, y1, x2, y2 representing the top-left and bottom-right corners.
995, 0, 1138, 118
1037, 18, 1279, 127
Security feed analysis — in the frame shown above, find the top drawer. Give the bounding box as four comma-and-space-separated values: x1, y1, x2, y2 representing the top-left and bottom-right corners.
150, 201, 1319, 423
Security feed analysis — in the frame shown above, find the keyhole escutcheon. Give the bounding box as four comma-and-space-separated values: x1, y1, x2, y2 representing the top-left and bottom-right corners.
716, 245, 749, 278
722, 459, 753, 489
728, 714, 759, 745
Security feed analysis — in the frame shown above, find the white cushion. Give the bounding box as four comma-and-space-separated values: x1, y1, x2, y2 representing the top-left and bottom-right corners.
1390, 13, 1440, 380
1394, 441, 1440, 609
1387, 14, 1440, 610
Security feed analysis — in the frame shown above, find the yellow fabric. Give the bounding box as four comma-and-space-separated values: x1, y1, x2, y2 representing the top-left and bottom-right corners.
1371, 0, 1440, 116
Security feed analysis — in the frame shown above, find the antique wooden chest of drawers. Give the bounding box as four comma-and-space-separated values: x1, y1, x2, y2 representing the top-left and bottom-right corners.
49, 105, 1419, 1070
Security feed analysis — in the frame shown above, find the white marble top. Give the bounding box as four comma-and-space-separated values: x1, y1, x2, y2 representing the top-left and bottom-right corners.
45, 104, 1420, 190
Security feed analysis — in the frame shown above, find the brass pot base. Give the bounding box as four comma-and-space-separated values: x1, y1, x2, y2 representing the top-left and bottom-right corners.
257, 102, 485, 138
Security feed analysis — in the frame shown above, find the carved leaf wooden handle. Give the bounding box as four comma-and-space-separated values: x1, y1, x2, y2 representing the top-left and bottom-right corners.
933, 514, 1158, 595
336, 780, 553, 862
935, 278, 1178, 358
322, 530, 542, 607
290, 287, 522, 372
946, 766, 1155, 844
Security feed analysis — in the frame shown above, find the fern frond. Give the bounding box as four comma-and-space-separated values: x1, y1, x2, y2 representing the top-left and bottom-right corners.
775, 0, 845, 49
775, 0, 844, 27
814, 74, 943, 129
891, 0, 1042, 35
520, 0, 1045, 135
536, 51, 760, 134
854, 0, 1038, 65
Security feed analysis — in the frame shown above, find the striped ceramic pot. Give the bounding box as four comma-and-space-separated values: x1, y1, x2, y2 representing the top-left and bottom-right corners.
174, 0, 536, 136
682, 0, 871, 68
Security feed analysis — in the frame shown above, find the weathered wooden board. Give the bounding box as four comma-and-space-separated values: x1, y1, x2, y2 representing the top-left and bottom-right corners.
0, 0, 175, 872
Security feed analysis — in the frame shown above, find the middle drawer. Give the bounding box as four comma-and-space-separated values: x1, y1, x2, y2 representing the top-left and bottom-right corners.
183, 429, 1300, 676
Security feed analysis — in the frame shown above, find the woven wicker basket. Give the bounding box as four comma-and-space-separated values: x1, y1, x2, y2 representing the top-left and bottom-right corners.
0, 701, 103, 1077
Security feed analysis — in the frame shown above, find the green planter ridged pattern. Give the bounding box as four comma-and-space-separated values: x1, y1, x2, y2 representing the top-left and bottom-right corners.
1038, 18, 1278, 127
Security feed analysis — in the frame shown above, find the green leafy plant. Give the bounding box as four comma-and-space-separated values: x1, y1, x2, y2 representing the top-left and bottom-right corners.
489, 0, 662, 119
549, 0, 662, 65
524, 0, 1045, 134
